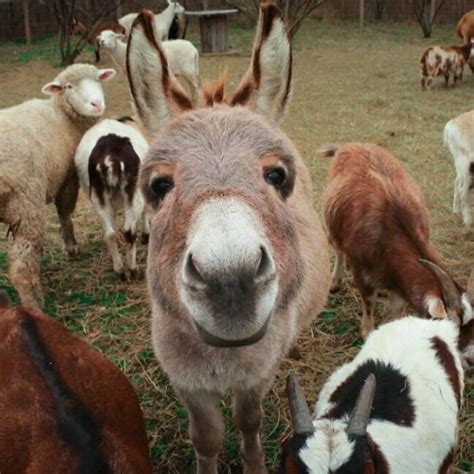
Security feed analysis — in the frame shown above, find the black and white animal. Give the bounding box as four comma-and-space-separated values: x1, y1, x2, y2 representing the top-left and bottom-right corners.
74, 117, 150, 279
280, 267, 473, 474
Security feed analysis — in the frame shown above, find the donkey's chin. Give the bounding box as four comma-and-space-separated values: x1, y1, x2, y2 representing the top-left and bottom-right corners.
194, 317, 271, 348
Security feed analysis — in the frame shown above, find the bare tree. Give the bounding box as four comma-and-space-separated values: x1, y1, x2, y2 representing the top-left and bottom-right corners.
374, 0, 390, 20
409, 0, 447, 38
226, 0, 327, 40
45, 0, 121, 66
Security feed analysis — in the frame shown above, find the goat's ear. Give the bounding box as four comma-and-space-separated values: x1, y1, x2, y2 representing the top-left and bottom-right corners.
231, 2, 292, 123
426, 296, 448, 320
126, 9, 192, 133
98, 68, 116, 81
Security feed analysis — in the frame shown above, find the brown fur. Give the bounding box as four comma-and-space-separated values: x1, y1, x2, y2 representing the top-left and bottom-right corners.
456, 10, 474, 43
0, 305, 151, 473
127, 4, 330, 472
323, 143, 454, 337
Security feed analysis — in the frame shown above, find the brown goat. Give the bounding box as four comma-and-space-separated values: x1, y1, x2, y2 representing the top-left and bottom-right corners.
126, 4, 331, 472
457, 10, 474, 43
420, 42, 474, 89
72, 19, 125, 62
0, 296, 152, 473
322, 143, 470, 339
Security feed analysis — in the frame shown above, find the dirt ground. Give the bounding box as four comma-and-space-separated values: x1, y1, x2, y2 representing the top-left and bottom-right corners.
0, 18, 472, 472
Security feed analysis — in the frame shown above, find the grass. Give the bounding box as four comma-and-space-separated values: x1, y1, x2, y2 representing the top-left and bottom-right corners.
0, 18, 473, 472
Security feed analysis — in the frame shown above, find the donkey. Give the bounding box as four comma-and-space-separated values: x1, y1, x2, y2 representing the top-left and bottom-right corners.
126, 4, 331, 473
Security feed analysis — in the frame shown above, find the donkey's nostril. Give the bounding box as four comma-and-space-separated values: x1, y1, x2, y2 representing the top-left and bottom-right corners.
183, 253, 207, 289
255, 245, 276, 283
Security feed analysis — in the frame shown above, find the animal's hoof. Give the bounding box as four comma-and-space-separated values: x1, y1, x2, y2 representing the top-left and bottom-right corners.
141, 233, 150, 245
66, 244, 79, 256
117, 270, 128, 282
288, 345, 302, 361
330, 284, 341, 293
129, 268, 144, 280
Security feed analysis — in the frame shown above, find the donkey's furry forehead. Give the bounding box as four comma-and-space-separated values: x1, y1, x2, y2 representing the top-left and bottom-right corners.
146, 105, 295, 163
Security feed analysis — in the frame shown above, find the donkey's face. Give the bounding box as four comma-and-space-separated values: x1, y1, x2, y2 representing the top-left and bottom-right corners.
128, 5, 299, 347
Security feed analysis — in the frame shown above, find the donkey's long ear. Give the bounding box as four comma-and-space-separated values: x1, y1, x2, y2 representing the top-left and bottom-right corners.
126, 9, 192, 132
231, 2, 292, 123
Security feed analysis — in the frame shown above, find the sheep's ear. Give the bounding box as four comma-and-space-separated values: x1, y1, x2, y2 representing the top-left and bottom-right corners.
41, 81, 63, 95
98, 68, 116, 81
230, 2, 292, 123
126, 9, 192, 133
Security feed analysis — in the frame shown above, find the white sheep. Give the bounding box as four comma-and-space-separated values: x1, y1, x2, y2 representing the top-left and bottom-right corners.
444, 109, 474, 226
74, 117, 150, 279
0, 64, 115, 310
119, 1, 185, 41
98, 30, 199, 102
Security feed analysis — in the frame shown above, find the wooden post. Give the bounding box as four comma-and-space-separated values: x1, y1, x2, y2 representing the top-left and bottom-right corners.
21, 0, 31, 45
359, 0, 365, 28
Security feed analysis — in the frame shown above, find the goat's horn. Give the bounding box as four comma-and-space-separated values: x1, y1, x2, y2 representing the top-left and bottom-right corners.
286, 374, 313, 434
346, 373, 376, 437
419, 259, 462, 312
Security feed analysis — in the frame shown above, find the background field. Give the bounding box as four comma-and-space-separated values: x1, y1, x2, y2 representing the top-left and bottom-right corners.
0, 18, 472, 472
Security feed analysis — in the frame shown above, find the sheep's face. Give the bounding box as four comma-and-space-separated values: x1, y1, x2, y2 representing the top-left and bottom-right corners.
41, 68, 116, 117
98, 30, 122, 49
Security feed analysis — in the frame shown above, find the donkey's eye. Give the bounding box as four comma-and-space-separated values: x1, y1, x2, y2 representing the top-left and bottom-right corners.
150, 177, 174, 199
265, 167, 286, 187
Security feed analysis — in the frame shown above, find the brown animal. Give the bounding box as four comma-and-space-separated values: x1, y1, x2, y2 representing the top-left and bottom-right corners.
72, 18, 125, 62
420, 42, 474, 89
456, 10, 474, 43
0, 294, 152, 473
322, 143, 470, 339
126, 4, 331, 473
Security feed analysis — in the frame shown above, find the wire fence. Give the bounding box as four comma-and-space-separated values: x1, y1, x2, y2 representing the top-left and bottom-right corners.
1, 0, 474, 42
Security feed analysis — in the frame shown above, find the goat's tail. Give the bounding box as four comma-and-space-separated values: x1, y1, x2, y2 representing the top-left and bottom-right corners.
0, 291, 10, 308
319, 144, 340, 158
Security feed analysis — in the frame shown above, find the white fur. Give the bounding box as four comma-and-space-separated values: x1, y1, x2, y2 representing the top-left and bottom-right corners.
180, 198, 278, 340
444, 111, 474, 227
298, 317, 463, 473
74, 119, 150, 275
119, 1, 185, 41
99, 30, 199, 102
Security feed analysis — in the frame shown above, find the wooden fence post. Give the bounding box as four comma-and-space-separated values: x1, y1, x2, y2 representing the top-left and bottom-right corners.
21, 0, 32, 45
359, 0, 365, 28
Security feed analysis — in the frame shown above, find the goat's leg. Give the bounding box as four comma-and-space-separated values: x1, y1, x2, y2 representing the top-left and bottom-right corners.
8, 207, 46, 310
460, 174, 472, 227
353, 270, 377, 339
94, 43, 100, 62
55, 172, 79, 255
122, 193, 143, 278
177, 389, 224, 474
233, 384, 268, 474
388, 291, 406, 319
330, 250, 345, 292
141, 206, 152, 245
453, 174, 461, 214
91, 194, 125, 278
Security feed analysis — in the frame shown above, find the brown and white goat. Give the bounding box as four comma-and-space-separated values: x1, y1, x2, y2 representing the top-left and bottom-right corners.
126, 4, 331, 472
0, 295, 152, 473
322, 143, 472, 339
420, 42, 474, 89
72, 18, 125, 62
